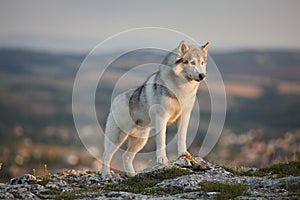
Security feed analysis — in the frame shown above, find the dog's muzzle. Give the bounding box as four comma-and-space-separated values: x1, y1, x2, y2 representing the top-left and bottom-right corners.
198, 73, 206, 81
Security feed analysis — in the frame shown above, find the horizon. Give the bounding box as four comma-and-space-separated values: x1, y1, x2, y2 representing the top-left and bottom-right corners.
1, 45, 300, 56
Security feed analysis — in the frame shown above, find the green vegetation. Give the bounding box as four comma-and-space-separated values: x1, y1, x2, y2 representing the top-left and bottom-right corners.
104, 167, 192, 195
221, 161, 300, 177
43, 164, 52, 179
255, 161, 300, 177
37, 187, 104, 200
285, 181, 300, 196
29, 163, 53, 186
200, 182, 248, 200
32, 168, 36, 177
220, 165, 257, 176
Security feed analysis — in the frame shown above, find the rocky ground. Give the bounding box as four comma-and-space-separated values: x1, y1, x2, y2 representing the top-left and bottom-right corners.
0, 154, 299, 199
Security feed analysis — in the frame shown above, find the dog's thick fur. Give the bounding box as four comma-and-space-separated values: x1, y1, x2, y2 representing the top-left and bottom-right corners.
102, 41, 209, 178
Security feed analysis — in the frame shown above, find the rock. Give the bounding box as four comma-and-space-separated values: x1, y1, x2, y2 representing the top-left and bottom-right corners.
0, 191, 14, 199
174, 153, 209, 171
14, 191, 40, 200
156, 173, 199, 191
45, 181, 59, 190
9, 173, 36, 185
104, 191, 147, 199
1, 180, 39, 199
0, 156, 299, 199
31, 183, 47, 194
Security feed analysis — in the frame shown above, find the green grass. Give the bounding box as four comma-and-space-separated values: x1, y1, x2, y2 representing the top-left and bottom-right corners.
221, 161, 300, 177
285, 181, 300, 197
104, 166, 192, 195
255, 161, 300, 177
37, 186, 104, 200
200, 182, 248, 200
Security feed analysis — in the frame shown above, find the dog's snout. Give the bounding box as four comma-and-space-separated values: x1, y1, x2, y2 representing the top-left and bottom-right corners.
199, 73, 206, 80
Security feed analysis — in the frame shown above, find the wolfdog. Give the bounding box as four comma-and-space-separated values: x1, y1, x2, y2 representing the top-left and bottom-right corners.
102, 41, 209, 178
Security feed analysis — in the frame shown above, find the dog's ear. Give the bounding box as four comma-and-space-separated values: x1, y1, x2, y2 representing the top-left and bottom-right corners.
202, 42, 209, 53
178, 41, 189, 57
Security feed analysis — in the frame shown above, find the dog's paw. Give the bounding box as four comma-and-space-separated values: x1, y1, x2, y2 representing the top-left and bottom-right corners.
101, 172, 112, 180
157, 155, 169, 165
126, 171, 137, 177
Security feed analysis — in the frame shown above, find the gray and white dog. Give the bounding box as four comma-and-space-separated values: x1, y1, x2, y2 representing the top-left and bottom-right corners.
102, 41, 209, 178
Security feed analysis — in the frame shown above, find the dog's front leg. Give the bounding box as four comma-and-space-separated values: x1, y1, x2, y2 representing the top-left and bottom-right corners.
177, 111, 191, 156
155, 116, 168, 164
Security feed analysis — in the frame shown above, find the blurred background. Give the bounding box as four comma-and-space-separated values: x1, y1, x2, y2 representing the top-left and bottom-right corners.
0, 0, 299, 182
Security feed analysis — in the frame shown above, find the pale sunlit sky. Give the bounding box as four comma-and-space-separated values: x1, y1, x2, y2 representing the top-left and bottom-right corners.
0, 0, 299, 53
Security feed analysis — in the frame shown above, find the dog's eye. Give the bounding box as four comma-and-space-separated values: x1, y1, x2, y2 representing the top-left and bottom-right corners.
190, 60, 196, 66
201, 61, 204, 65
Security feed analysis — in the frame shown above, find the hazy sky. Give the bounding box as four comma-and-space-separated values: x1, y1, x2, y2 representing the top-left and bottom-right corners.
0, 0, 299, 53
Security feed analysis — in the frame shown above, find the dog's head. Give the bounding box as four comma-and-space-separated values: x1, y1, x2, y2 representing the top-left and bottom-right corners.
173, 41, 209, 82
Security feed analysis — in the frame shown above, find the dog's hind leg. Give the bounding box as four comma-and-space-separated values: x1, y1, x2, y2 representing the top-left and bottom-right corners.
102, 115, 129, 179
122, 128, 150, 177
